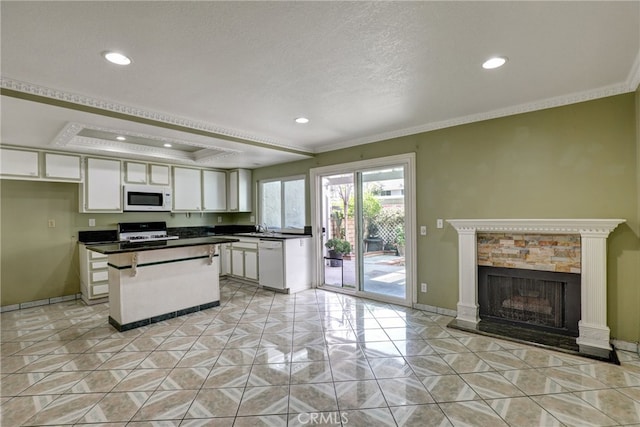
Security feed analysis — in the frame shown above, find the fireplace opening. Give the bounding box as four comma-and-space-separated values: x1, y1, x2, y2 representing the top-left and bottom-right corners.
478, 266, 581, 336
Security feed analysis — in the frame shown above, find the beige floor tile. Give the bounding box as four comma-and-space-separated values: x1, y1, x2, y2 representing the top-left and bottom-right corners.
185, 387, 243, 417
334, 380, 386, 410
390, 404, 452, 427
439, 400, 509, 427
80, 391, 150, 423
289, 382, 339, 413
532, 393, 618, 427
237, 385, 289, 416
461, 371, 525, 399
131, 389, 198, 421
160, 367, 210, 390
422, 374, 481, 403
378, 376, 435, 405
575, 388, 640, 424
23, 392, 105, 425
0, 394, 58, 426
488, 396, 562, 426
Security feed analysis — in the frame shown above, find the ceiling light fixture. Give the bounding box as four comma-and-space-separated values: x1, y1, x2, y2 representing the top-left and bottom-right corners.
102, 51, 132, 66
116, 136, 126, 141
163, 143, 172, 148
295, 117, 310, 124
482, 56, 507, 70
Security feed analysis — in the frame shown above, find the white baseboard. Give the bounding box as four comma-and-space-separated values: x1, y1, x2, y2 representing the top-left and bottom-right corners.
413, 303, 457, 318
612, 339, 640, 353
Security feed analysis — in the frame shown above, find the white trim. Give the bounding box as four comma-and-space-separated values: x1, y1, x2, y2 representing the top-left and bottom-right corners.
413, 303, 457, 318
447, 218, 625, 234
310, 153, 417, 307
612, 339, 640, 354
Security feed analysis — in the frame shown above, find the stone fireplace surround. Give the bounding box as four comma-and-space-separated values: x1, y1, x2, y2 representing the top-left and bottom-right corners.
447, 219, 625, 359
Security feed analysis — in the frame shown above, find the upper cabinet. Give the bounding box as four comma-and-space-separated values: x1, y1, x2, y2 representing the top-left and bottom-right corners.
173, 166, 202, 211
81, 157, 122, 212
124, 162, 171, 186
44, 153, 82, 181
173, 167, 249, 212
0, 147, 39, 178
228, 169, 252, 212
124, 162, 147, 184
149, 164, 170, 186
202, 170, 227, 211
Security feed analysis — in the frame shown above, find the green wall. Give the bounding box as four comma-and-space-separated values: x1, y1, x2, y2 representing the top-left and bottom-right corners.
0, 180, 238, 306
253, 93, 640, 343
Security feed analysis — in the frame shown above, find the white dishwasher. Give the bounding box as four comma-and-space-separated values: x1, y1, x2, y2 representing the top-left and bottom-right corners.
258, 239, 285, 289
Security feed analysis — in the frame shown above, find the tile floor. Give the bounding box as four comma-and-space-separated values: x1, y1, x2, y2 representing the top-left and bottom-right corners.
1, 278, 640, 426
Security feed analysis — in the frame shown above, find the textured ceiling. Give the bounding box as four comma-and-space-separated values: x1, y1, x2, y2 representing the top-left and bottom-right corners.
1, 1, 639, 167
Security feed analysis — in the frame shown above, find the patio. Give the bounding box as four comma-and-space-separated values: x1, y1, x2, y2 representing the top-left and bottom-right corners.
324, 253, 406, 299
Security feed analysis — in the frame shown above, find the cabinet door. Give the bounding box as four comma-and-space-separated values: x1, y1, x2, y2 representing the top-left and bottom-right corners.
0, 148, 39, 178
85, 158, 121, 211
244, 251, 258, 280
227, 169, 252, 212
150, 164, 170, 185
231, 248, 244, 277
202, 170, 227, 211
173, 167, 202, 211
44, 153, 81, 181
124, 162, 147, 184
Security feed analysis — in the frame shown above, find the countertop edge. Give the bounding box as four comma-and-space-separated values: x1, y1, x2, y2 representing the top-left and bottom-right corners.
86, 236, 240, 255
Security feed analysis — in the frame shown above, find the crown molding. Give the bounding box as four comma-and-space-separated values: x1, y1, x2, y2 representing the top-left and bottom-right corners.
0, 77, 311, 155
315, 81, 637, 153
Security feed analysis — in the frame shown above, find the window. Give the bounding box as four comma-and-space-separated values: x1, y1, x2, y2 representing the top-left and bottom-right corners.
259, 176, 306, 232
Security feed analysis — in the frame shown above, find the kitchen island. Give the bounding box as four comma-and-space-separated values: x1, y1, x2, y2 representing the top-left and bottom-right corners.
86, 236, 238, 331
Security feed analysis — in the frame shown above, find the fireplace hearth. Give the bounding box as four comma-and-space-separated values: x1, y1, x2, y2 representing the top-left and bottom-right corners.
478, 266, 581, 336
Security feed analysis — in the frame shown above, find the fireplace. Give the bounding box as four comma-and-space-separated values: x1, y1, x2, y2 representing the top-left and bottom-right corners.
447, 218, 625, 361
478, 266, 580, 336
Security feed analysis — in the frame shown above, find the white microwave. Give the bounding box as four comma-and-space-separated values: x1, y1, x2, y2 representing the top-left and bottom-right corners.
123, 185, 172, 212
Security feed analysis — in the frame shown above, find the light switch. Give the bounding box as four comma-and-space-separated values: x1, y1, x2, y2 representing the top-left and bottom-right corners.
437, 219, 444, 229
420, 225, 427, 235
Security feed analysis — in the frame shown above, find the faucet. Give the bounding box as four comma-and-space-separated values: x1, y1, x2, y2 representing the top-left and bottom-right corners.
257, 223, 269, 233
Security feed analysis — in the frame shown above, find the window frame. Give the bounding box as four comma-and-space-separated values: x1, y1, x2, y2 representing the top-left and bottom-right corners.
258, 174, 306, 233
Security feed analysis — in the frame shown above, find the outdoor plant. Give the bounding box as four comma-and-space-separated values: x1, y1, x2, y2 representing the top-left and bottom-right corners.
325, 238, 352, 255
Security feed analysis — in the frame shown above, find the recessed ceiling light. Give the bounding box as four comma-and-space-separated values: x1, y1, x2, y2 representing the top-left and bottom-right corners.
103, 51, 132, 65
295, 117, 310, 124
163, 143, 172, 148
482, 56, 507, 70
116, 136, 126, 141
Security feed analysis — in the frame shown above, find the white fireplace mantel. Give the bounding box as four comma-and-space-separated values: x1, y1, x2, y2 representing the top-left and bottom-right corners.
447, 218, 625, 355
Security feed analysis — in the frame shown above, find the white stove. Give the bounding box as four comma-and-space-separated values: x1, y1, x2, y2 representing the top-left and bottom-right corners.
118, 221, 179, 242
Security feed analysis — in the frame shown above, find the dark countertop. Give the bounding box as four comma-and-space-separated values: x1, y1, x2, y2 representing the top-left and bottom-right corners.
86, 236, 239, 255
231, 232, 312, 240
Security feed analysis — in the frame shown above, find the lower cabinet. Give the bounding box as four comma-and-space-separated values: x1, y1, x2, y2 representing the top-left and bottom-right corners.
229, 240, 259, 282
79, 244, 109, 304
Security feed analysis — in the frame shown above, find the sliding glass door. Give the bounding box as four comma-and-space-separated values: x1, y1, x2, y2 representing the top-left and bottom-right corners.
315, 155, 414, 306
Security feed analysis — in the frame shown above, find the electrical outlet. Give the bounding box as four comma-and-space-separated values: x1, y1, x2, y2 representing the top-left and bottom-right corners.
89, 218, 96, 227
437, 219, 444, 229
421, 283, 427, 292
420, 225, 427, 235
250, 215, 255, 222
47, 219, 56, 228
217, 216, 223, 223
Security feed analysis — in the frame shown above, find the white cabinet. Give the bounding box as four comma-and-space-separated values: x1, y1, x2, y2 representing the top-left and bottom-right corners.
0, 148, 39, 178
203, 170, 227, 211
150, 164, 170, 185
81, 157, 122, 212
230, 239, 259, 282
124, 162, 147, 184
244, 250, 259, 280
79, 244, 109, 304
44, 153, 81, 181
173, 167, 202, 211
228, 169, 252, 212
